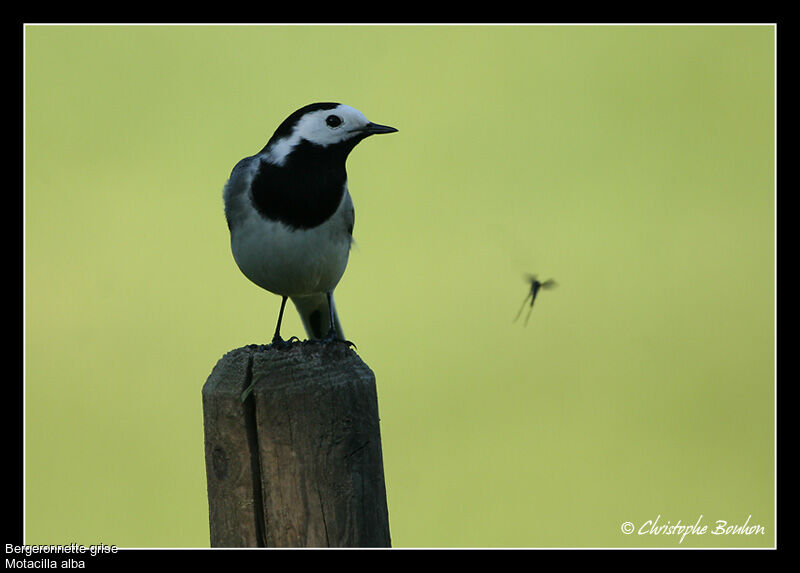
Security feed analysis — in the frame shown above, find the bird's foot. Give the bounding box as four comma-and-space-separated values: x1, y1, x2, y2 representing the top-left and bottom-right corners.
318, 329, 357, 349
270, 335, 300, 350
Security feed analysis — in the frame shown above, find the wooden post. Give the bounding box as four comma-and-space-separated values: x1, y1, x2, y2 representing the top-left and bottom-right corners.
202, 341, 391, 547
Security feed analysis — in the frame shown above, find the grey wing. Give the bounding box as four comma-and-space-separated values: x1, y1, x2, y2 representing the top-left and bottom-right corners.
344, 190, 355, 246
223, 155, 258, 231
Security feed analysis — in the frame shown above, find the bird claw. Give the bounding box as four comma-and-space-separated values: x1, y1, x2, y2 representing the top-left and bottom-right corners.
270, 335, 300, 350
314, 329, 356, 350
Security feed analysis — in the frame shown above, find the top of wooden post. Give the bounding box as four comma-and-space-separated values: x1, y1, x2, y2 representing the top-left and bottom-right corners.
202, 341, 391, 548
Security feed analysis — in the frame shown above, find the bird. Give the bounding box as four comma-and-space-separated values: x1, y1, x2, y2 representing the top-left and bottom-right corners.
514, 274, 557, 326
223, 102, 397, 346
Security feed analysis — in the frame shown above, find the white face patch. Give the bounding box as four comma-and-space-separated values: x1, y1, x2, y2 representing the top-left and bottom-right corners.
264, 104, 370, 166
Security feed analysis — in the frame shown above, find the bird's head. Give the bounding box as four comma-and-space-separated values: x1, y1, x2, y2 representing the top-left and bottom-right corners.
262, 102, 397, 165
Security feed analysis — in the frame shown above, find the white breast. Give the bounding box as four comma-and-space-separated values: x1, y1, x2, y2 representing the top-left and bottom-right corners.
229, 187, 354, 297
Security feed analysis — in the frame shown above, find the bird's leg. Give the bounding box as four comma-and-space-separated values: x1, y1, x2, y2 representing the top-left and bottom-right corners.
271, 295, 288, 343
271, 296, 299, 348
322, 292, 339, 342
322, 292, 356, 348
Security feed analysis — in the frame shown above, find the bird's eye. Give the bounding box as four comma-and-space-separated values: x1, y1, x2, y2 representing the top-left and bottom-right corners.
325, 115, 342, 128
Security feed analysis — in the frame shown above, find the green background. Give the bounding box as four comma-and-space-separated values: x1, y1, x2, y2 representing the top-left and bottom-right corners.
24, 25, 775, 548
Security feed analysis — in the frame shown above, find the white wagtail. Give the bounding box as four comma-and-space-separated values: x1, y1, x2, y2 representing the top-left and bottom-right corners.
514, 274, 557, 326
223, 102, 397, 345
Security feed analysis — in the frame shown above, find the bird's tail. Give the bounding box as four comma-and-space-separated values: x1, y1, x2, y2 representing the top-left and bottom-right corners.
291, 293, 345, 340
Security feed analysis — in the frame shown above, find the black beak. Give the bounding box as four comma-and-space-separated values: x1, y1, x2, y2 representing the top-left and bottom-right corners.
362, 122, 398, 135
